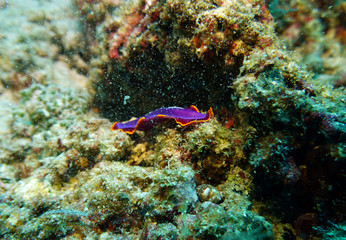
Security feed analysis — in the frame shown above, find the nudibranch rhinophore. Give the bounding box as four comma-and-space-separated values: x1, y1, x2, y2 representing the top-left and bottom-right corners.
111, 105, 214, 134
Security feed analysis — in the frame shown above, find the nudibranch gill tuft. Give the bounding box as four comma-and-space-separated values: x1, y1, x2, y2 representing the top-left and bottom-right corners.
111, 105, 214, 134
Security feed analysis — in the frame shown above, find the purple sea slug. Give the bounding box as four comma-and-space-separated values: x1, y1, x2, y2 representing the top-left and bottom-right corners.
111, 105, 214, 134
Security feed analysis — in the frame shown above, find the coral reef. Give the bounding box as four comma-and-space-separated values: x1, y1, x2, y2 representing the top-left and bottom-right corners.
86, 0, 276, 120
0, 0, 344, 239
80, 0, 344, 238
0, 84, 271, 238
0, 82, 273, 239
0, 0, 89, 98
271, 0, 345, 87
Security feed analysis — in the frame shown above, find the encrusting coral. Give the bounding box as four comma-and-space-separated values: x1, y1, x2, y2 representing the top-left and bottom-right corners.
78, 0, 344, 238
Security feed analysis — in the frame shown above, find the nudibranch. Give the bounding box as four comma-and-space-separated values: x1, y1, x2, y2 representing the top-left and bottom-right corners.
111, 105, 214, 134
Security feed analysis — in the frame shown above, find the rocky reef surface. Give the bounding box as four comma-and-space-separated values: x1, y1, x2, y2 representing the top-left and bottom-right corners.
0, 0, 345, 239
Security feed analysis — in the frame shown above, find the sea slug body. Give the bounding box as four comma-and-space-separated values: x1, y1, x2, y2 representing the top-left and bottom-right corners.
111, 105, 214, 134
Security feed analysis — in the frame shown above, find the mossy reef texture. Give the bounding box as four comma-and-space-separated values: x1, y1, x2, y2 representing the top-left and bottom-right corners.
0, 0, 345, 239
